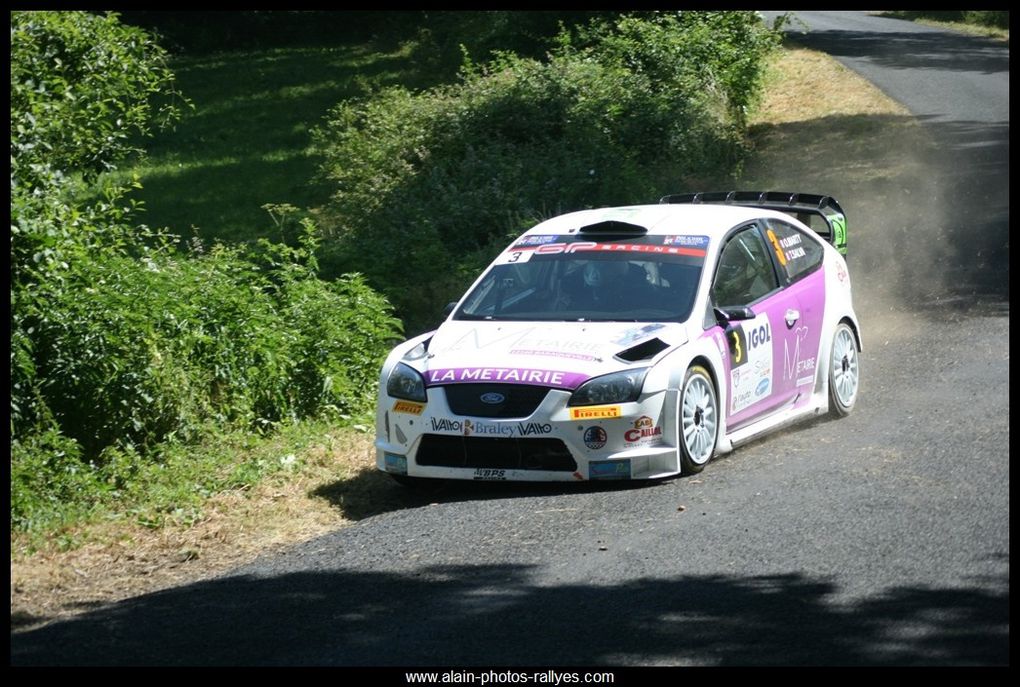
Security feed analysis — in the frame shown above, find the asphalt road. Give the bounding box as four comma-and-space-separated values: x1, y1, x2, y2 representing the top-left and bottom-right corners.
11, 12, 1009, 667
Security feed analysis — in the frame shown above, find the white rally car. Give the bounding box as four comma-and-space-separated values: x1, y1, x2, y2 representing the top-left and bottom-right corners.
376, 191, 861, 483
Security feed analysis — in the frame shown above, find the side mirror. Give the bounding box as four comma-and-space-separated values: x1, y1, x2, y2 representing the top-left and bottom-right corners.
714, 305, 755, 324
442, 301, 457, 319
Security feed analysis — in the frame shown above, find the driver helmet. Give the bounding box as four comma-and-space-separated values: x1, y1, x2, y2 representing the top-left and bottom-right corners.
583, 260, 628, 288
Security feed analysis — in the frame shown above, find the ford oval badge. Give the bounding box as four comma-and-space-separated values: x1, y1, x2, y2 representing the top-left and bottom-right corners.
480, 392, 505, 405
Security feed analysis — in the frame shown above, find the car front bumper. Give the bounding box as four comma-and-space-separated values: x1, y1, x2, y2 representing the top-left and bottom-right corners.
375, 387, 682, 481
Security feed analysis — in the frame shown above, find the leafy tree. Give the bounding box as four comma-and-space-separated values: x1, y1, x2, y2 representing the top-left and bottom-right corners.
313, 11, 781, 333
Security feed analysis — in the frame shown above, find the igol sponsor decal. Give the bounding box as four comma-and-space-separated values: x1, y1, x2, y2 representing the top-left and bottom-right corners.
425, 367, 587, 389
730, 316, 774, 414
747, 321, 772, 349
392, 400, 425, 415
583, 426, 608, 450
624, 415, 662, 443
569, 405, 622, 420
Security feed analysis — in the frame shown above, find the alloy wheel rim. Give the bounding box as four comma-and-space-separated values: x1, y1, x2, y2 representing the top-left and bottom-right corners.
832, 327, 859, 407
682, 375, 716, 464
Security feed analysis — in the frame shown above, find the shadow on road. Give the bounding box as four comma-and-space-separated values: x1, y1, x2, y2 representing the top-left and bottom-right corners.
10, 563, 1009, 666
784, 29, 1008, 75
311, 466, 664, 523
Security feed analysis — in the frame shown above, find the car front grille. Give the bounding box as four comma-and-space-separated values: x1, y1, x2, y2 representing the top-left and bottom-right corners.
415, 434, 577, 472
441, 384, 550, 418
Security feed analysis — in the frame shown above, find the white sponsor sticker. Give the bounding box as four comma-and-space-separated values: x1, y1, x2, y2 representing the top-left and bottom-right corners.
730, 314, 773, 414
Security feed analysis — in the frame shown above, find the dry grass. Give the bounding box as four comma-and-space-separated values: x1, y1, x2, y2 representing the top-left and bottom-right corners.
753, 46, 912, 126
744, 44, 926, 192
11, 43, 934, 631
11, 431, 382, 629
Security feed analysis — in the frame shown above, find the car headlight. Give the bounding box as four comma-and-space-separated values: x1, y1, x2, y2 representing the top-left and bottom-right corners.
568, 368, 648, 406
386, 362, 427, 402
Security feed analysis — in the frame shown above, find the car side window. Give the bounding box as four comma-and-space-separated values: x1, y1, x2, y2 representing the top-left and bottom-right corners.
764, 219, 824, 282
711, 225, 779, 307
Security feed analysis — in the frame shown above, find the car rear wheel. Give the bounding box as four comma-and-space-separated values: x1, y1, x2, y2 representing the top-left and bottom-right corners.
828, 322, 860, 417
678, 365, 718, 474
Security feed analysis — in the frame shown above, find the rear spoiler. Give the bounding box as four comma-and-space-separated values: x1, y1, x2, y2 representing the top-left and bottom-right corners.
660, 191, 848, 256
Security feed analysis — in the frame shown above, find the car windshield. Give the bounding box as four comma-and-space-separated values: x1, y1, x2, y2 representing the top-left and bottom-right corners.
455, 234, 708, 322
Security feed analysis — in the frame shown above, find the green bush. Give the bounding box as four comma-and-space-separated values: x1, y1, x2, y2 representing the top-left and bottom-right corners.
962, 11, 1009, 29
10, 11, 185, 190
12, 216, 401, 532
18, 218, 401, 452
313, 12, 781, 333
11, 12, 403, 534
11, 429, 101, 533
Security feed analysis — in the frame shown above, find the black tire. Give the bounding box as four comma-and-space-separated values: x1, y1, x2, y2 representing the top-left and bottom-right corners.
828, 321, 860, 417
678, 365, 719, 475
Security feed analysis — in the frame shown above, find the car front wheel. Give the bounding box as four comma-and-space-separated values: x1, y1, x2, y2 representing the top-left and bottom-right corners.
678, 365, 718, 475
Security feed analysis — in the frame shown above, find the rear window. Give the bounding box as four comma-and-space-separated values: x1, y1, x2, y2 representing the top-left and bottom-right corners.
764, 220, 824, 282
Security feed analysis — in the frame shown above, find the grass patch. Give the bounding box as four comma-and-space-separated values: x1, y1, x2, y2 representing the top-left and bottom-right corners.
113, 42, 421, 243
116, 12, 600, 244
11, 418, 394, 628
874, 11, 1009, 42
12, 416, 363, 556
743, 44, 925, 191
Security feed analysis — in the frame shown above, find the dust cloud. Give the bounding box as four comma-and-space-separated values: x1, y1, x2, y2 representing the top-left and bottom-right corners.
737, 111, 1008, 339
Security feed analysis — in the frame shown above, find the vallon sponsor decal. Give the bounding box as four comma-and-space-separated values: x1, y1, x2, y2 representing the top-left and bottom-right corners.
430, 417, 551, 437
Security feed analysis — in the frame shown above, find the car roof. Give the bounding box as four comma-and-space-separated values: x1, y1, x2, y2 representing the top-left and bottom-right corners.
525, 204, 798, 239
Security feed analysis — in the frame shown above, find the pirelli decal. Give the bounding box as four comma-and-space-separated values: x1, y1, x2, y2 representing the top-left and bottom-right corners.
569, 405, 622, 420
392, 401, 426, 415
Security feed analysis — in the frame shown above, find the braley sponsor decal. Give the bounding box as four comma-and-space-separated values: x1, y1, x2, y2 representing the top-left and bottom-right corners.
429, 417, 552, 437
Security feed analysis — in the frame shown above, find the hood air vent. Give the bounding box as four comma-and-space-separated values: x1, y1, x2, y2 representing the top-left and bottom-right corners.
615, 337, 669, 363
